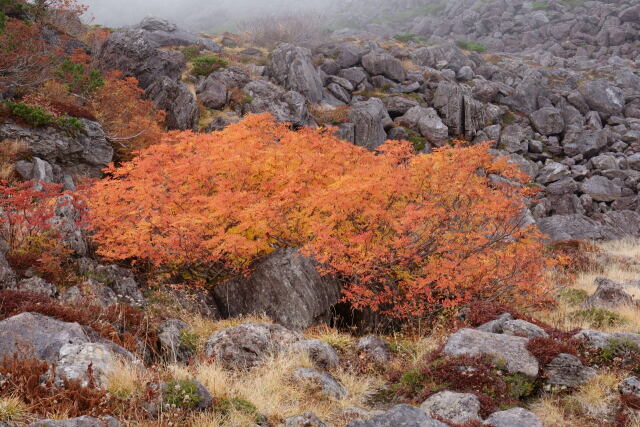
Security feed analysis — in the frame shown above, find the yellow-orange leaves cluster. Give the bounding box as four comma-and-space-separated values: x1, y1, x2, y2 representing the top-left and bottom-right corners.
88, 114, 552, 318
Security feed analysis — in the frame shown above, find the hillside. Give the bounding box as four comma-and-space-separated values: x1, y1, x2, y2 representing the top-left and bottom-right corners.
2, 0, 640, 426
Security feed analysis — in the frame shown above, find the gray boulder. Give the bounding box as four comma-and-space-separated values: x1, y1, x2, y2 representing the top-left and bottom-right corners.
0, 313, 89, 361
536, 162, 570, 184
574, 330, 640, 349
158, 319, 194, 363
291, 339, 340, 370
418, 108, 448, 146
500, 123, 533, 154
27, 416, 121, 427
0, 120, 112, 180
483, 408, 542, 427
444, 328, 539, 377
361, 51, 406, 82
579, 80, 625, 119
530, 107, 564, 135
244, 80, 314, 127
338, 67, 369, 88
580, 176, 622, 202
134, 17, 221, 52
477, 313, 514, 334
293, 368, 346, 399
536, 214, 607, 241
420, 391, 481, 424
411, 42, 472, 73
347, 404, 447, 427
145, 77, 198, 130
584, 277, 635, 309
619, 376, 640, 397
545, 353, 596, 388
348, 98, 392, 150
76, 259, 143, 306
8, 277, 56, 298
269, 44, 324, 103
356, 336, 392, 365
502, 319, 549, 339
211, 248, 341, 331
383, 96, 420, 117
284, 412, 328, 427
562, 129, 608, 158
55, 342, 126, 389
0, 252, 16, 289
433, 81, 486, 139
98, 29, 185, 90
204, 322, 300, 369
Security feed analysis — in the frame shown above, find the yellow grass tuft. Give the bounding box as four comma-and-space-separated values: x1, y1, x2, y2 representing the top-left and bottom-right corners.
0, 396, 28, 423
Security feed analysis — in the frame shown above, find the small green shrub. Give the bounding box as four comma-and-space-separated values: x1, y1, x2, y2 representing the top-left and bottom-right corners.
191, 56, 228, 76
55, 59, 104, 96
531, 1, 551, 10
163, 379, 203, 409
393, 33, 429, 43
504, 373, 535, 399
569, 308, 626, 328
601, 338, 640, 361
501, 111, 517, 125
179, 330, 198, 352
214, 397, 260, 422
456, 40, 487, 53
5, 102, 86, 137
408, 135, 427, 152
181, 45, 202, 61
7, 102, 54, 126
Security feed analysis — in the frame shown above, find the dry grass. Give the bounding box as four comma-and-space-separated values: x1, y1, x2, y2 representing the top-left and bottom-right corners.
0, 396, 28, 423
106, 358, 154, 400
308, 105, 351, 126
181, 313, 273, 353
0, 139, 30, 182
536, 238, 640, 333
169, 349, 384, 426
531, 372, 625, 426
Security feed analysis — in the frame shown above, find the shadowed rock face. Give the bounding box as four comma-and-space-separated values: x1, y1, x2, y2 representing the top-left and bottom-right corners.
211, 248, 341, 331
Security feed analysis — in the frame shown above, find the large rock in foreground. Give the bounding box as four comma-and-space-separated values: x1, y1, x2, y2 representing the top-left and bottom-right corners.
444, 328, 539, 377
346, 404, 447, 427
211, 248, 341, 330
204, 322, 300, 369
28, 416, 121, 427
0, 312, 89, 361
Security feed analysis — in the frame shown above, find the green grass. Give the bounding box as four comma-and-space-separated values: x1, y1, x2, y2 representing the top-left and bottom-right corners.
5, 102, 85, 136
393, 33, 429, 44
531, 1, 551, 10
601, 338, 639, 361
455, 40, 487, 53
163, 379, 204, 409
191, 56, 229, 76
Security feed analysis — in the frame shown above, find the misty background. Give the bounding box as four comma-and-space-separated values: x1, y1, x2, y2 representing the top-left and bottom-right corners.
80, 0, 432, 32
81, 0, 342, 31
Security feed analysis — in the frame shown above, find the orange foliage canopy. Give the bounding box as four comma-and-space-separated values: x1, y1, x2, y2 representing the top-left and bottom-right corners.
88, 114, 552, 318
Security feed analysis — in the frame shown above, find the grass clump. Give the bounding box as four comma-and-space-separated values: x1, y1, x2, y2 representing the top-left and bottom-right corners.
191, 56, 229, 76
600, 338, 639, 362
164, 379, 204, 409
0, 396, 27, 423
559, 288, 590, 306
456, 40, 487, 53
181, 45, 202, 61
569, 308, 626, 329
393, 33, 428, 43
214, 397, 261, 423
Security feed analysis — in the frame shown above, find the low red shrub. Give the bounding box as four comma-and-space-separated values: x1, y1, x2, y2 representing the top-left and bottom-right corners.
526, 337, 579, 365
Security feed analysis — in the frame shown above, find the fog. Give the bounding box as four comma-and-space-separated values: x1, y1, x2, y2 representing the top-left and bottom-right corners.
81, 0, 341, 31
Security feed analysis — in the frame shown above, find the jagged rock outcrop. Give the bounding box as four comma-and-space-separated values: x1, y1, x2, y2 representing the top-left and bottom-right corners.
268, 44, 324, 104
0, 120, 112, 181
243, 80, 315, 127
98, 29, 185, 90
145, 77, 198, 130
211, 248, 341, 331
133, 17, 221, 52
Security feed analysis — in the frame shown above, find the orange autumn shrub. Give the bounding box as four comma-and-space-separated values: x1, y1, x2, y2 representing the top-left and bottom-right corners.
88, 114, 553, 319
89, 72, 165, 161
